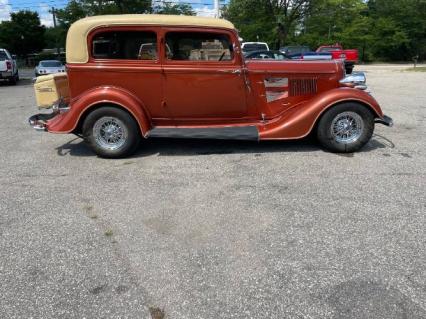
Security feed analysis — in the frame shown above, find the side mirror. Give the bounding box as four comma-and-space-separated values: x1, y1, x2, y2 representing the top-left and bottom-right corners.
12, 55, 17, 60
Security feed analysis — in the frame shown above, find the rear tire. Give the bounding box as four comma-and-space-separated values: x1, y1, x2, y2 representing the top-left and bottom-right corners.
316, 103, 374, 153
8, 76, 16, 85
82, 106, 141, 158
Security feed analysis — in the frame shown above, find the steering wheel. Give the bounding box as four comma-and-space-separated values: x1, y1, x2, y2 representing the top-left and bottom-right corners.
218, 51, 226, 61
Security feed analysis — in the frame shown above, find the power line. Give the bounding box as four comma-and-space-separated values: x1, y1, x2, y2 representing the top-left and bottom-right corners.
0, 0, 228, 9
0, 0, 229, 11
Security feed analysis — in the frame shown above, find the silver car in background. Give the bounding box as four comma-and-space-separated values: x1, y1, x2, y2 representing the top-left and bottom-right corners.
35, 60, 66, 77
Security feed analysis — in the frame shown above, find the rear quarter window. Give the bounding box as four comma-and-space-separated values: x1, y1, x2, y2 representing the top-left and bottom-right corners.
92, 31, 158, 60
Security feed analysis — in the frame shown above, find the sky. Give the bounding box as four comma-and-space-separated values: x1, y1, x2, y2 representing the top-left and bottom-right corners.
0, 0, 228, 27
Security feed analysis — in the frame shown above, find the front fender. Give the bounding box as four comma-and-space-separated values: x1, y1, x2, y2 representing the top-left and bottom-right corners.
259, 88, 384, 140
47, 86, 151, 136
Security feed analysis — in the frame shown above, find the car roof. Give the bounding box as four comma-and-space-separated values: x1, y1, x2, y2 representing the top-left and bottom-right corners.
66, 14, 235, 64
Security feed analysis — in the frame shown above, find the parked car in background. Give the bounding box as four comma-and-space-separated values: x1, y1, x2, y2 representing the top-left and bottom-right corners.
287, 51, 332, 61
283, 44, 358, 74
282, 45, 332, 62
0, 48, 19, 85
241, 42, 269, 53
316, 44, 358, 74
244, 50, 287, 60
280, 45, 311, 57
29, 15, 392, 158
35, 60, 66, 77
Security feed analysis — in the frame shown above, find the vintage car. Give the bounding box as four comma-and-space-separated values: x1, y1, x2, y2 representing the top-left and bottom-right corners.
29, 15, 392, 158
35, 60, 66, 77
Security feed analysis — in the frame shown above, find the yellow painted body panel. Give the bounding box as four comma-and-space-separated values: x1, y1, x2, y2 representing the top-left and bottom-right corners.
34, 73, 69, 109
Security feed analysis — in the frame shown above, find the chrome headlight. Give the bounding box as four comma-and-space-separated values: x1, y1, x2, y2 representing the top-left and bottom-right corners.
340, 72, 367, 90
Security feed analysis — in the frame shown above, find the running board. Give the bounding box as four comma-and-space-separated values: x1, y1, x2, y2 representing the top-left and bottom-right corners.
148, 126, 259, 141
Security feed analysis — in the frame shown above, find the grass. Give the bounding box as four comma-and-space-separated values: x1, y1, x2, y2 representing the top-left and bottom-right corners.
84, 205, 98, 219
405, 66, 426, 72
104, 229, 114, 237
149, 307, 165, 319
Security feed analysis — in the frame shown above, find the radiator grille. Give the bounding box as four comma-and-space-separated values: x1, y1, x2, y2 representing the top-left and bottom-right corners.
290, 78, 317, 96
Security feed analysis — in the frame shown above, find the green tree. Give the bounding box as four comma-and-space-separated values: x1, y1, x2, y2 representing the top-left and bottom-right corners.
368, 0, 426, 60
55, 0, 87, 28
55, 0, 152, 26
296, 0, 373, 59
154, 3, 195, 15
223, 0, 312, 48
0, 11, 45, 56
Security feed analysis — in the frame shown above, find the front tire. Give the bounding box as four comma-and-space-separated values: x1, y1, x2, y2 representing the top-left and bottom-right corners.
82, 106, 141, 158
316, 103, 374, 153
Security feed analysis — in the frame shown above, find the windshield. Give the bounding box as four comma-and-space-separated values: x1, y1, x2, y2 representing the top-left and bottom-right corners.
40, 61, 62, 67
243, 43, 268, 52
0, 51, 8, 61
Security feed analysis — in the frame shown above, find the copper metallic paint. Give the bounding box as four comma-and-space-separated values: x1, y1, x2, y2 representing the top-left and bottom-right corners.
43, 24, 387, 141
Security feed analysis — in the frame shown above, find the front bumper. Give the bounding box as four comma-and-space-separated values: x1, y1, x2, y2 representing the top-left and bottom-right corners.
375, 115, 393, 127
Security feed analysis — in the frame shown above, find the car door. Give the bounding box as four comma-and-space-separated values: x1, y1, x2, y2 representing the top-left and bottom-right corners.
162, 29, 247, 120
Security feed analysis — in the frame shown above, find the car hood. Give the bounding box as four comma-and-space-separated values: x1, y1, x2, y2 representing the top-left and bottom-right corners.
246, 59, 343, 76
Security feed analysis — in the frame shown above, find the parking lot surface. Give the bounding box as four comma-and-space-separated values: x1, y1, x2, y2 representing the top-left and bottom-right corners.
0, 65, 425, 318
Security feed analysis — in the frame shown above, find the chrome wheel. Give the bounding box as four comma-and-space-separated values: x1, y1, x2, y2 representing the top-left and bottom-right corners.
330, 111, 364, 144
93, 117, 128, 151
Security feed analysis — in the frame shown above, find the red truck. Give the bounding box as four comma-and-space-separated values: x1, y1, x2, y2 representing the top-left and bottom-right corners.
317, 44, 359, 74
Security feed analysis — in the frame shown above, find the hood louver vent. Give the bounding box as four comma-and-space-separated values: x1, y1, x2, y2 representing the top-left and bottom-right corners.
290, 78, 317, 96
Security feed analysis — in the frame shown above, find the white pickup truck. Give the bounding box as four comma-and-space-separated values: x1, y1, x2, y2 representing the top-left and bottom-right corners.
0, 48, 19, 85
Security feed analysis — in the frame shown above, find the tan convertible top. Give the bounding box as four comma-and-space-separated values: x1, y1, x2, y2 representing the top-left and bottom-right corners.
66, 14, 235, 64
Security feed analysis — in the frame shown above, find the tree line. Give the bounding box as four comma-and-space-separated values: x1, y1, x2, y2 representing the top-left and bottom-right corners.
0, 0, 425, 62
225, 0, 426, 61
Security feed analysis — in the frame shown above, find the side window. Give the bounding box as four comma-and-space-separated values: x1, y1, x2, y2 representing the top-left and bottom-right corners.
92, 31, 157, 60
165, 32, 233, 62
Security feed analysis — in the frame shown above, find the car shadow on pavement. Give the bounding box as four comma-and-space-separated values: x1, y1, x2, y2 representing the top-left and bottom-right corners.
55, 134, 393, 158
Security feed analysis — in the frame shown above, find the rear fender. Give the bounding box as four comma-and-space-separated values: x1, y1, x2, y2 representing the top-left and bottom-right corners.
47, 86, 151, 136
259, 88, 384, 140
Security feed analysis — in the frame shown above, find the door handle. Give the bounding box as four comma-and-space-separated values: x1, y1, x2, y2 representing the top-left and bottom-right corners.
219, 69, 242, 75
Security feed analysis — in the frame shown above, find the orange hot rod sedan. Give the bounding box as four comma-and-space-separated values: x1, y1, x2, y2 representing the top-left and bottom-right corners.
29, 15, 393, 158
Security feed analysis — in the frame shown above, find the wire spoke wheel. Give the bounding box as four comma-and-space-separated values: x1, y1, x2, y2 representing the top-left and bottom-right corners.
330, 111, 364, 144
93, 117, 128, 151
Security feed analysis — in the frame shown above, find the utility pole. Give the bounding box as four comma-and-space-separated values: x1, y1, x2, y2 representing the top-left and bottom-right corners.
52, 7, 60, 56
214, 0, 220, 18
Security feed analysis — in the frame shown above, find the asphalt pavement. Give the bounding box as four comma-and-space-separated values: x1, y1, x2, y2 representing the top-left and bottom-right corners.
0, 65, 425, 318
